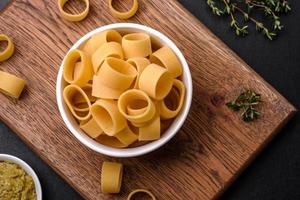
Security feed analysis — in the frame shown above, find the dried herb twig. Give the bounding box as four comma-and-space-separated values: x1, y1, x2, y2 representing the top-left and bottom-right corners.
206, 0, 291, 40
226, 90, 261, 122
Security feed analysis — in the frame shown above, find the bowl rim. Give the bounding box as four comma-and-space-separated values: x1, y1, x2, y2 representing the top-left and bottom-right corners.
56, 23, 193, 157
0, 154, 42, 200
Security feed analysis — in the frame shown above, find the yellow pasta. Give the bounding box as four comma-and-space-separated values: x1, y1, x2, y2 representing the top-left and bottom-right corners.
63, 84, 92, 121
150, 46, 182, 78
109, 0, 138, 19
92, 57, 137, 99
91, 42, 124, 74
115, 125, 138, 146
72, 84, 96, 108
63, 49, 93, 87
122, 33, 152, 59
58, 0, 89, 22
159, 79, 185, 119
127, 57, 150, 88
127, 189, 156, 200
0, 34, 15, 62
91, 99, 127, 136
118, 89, 156, 125
0, 71, 25, 99
96, 135, 127, 148
127, 102, 147, 116
82, 30, 122, 56
139, 114, 160, 141
80, 117, 103, 138
62, 29, 186, 148
73, 62, 83, 80
101, 161, 123, 193
138, 64, 173, 100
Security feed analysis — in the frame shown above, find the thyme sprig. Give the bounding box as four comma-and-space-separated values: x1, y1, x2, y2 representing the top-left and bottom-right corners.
206, 0, 291, 40
226, 90, 261, 122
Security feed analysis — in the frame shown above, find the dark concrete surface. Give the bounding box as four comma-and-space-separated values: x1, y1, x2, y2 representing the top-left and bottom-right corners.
1, 0, 300, 199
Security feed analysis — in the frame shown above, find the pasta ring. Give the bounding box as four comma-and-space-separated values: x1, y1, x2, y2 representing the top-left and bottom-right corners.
150, 46, 182, 78
138, 64, 173, 100
0, 34, 15, 62
96, 135, 127, 148
118, 89, 156, 124
0, 71, 25, 99
101, 162, 123, 193
63, 49, 93, 87
139, 114, 160, 141
72, 84, 96, 109
115, 125, 137, 146
91, 42, 124, 74
127, 102, 148, 128
58, 0, 90, 22
127, 189, 156, 200
92, 57, 137, 99
80, 117, 103, 138
82, 30, 122, 56
127, 57, 150, 88
130, 101, 160, 128
122, 33, 152, 59
159, 79, 185, 119
109, 0, 138, 19
91, 99, 127, 136
63, 84, 92, 121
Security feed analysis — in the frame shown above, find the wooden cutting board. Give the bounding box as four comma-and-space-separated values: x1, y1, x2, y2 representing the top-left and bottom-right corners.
0, 0, 296, 199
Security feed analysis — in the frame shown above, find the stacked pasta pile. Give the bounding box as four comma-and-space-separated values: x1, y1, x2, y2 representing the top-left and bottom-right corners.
63, 29, 185, 148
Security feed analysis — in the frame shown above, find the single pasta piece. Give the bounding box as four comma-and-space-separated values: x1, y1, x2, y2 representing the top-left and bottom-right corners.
73, 62, 82, 80
118, 89, 156, 124
128, 100, 160, 128
80, 117, 103, 138
73, 62, 93, 82
139, 113, 160, 141
92, 57, 137, 99
127, 101, 147, 116
0, 71, 25, 99
0, 34, 15, 62
96, 134, 127, 148
122, 33, 152, 59
63, 49, 93, 87
91, 99, 127, 136
72, 84, 96, 108
127, 189, 156, 200
101, 161, 123, 193
81, 30, 122, 56
138, 64, 173, 100
63, 84, 92, 121
57, 0, 90, 22
127, 57, 150, 89
150, 46, 182, 78
115, 125, 138, 146
92, 75, 124, 100
91, 42, 124, 74
159, 79, 185, 119
108, 0, 138, 19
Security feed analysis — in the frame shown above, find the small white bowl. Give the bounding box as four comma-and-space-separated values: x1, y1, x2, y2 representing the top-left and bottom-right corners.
56, 23, 193, 157
0, 154, 42, 200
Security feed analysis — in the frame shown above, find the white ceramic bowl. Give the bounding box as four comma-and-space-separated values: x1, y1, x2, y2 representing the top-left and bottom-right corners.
56, 23, 193, 157
0, 154, 42, 200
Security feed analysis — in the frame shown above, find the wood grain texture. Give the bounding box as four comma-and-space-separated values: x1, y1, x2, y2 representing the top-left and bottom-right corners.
0, 0, 296, 199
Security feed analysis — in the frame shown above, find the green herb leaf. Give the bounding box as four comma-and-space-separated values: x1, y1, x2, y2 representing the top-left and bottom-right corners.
226, 90, 261, 122
206, 0, 291, 40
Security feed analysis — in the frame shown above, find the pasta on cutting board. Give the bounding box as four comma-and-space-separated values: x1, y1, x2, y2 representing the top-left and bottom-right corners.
62, 29, 185, 148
